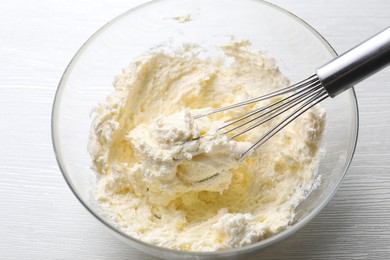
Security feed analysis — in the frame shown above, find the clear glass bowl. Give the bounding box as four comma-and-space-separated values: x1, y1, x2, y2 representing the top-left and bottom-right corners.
52, 0, 358, 259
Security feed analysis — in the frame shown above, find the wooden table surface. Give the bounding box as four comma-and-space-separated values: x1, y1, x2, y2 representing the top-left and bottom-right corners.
1, 0, 389, 259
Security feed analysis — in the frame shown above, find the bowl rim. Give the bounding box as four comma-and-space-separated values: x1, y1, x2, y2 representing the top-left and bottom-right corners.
51, 0, 359, 257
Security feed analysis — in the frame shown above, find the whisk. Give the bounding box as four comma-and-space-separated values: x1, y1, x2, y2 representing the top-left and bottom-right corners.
194, 26, 390, 170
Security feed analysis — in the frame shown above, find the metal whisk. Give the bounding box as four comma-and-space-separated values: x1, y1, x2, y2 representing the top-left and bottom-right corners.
195, 26, 390, 161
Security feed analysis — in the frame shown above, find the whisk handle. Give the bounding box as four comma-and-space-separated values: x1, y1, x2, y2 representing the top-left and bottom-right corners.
317, 26, 390, 97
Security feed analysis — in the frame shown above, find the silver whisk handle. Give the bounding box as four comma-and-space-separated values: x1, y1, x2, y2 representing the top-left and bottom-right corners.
317, 26, 390, 97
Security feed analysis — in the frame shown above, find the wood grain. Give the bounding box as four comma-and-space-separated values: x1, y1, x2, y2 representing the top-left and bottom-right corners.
0, 0, 389, 259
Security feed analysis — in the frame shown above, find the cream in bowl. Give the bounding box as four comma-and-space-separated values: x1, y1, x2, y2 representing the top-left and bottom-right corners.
88, 41, 326, 251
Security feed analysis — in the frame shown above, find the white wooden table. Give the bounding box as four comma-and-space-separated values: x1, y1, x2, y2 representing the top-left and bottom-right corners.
1, 1, 389, 259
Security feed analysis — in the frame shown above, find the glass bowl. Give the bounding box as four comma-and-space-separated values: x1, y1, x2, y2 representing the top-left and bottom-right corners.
52, 0, 358, 259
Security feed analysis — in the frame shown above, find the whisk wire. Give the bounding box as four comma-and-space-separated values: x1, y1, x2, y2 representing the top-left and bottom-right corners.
192, 75, 329, 160
239, 89, 328, 159
229, 86, 324, 140
193, 74, 319, 119
192, 74, 329, 160
222, 81, 323, 136
219, 78, 322, 131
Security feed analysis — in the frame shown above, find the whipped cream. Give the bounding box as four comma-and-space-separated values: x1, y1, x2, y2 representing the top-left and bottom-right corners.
125, 109, 251, 205
88, 41, 326, 251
